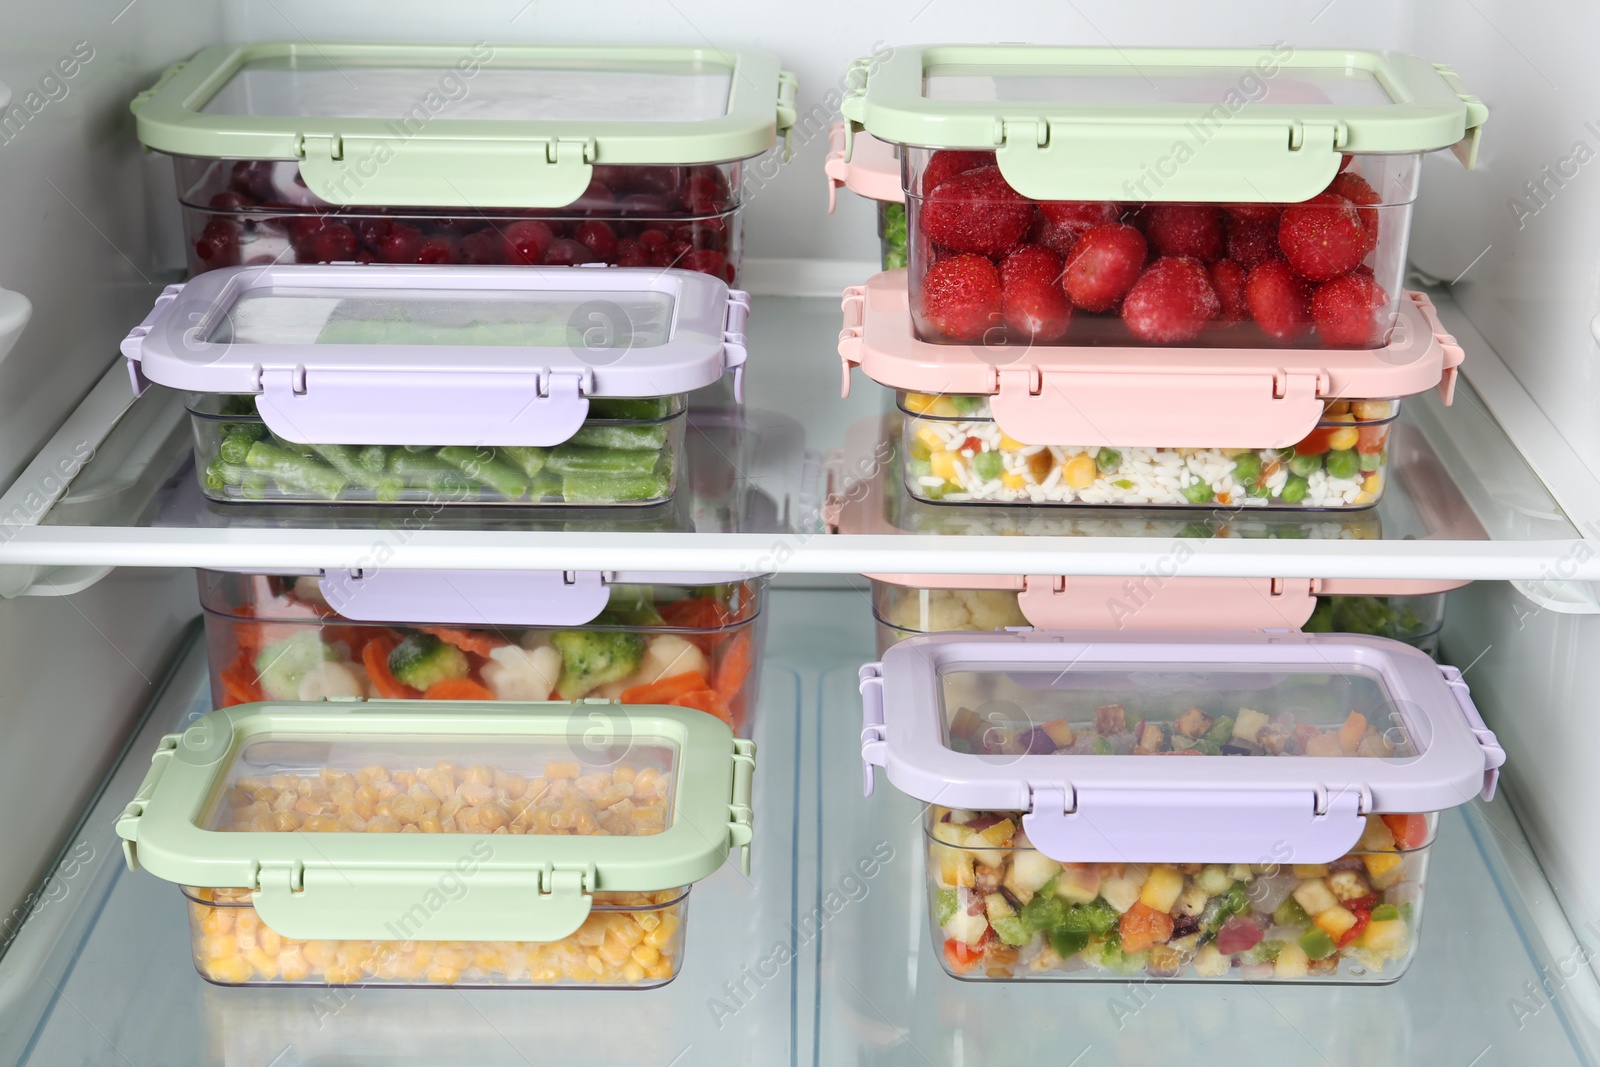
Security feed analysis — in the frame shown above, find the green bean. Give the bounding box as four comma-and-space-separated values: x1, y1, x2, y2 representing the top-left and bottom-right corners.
218, 424, 267, 465
438, 446, 530, 500
499, 445, 549, 478
243, 441, 348, 500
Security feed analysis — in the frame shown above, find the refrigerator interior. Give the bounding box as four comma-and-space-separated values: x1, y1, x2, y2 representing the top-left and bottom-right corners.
5, 1, 1600, 1064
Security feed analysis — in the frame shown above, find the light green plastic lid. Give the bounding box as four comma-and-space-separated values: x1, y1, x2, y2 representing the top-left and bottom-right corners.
115, 700, 755, 943
841, 45, 1487, 202
132, 42, 798, 208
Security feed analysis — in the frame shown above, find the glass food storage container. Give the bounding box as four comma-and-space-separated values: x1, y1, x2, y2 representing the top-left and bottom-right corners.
121, 263, 749, 507
114, 700, 755, 987
837, 45, 1485, 347
825, 123, 906, 269
1307, 592, 1448, 658
839, 275, 1463, 510
131, 42, 797, 284
199, 568, 767, 737
859, 630, 1506, 983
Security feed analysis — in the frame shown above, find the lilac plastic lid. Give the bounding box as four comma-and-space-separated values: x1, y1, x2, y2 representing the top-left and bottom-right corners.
121, 264, 749, 447
859, 630, 1505, 863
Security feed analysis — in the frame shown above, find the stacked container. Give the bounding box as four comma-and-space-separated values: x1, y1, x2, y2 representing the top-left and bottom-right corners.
132, 43, 796, 284
829, 44, 1493, 984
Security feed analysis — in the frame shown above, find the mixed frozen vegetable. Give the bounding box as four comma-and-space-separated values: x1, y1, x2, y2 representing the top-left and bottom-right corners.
1307, 595, 1438, 643
195, 396, 682, 506
190, 759, 684, 986
902, 393, 1394, 508
879, 202, 907, 270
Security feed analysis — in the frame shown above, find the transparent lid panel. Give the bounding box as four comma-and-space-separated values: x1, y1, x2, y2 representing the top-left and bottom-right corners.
207, 287, 675, 349
206, 732, 678, 834
937, 662, 1421, 759
202, 57, 735, 123
922, 63, 1394, 107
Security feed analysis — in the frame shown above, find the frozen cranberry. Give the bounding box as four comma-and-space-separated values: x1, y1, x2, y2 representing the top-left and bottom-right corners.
614, 237, 650, 267
591, 164, 636, 192
361, 220, 425, 263
229, 161, 278, 201
684, 167, 734, 214
458, 230, 504, 264
415, 235, 460, 264
543, 238, 597, 266
680, 248, 733, 283
635, 228, 670, 251
288, 217, 358, 262
574, 221, 618, 262
193, 219, 241, 267
576, 178, 613, 210
630, 166, 682, 198
502, 220, 554, 265
429, 217, 480, 236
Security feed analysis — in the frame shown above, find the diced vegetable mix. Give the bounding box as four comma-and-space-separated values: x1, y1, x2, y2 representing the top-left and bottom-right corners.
194, 396, 682, 505
879, 202, 908, 270
189, 759, 685, 986
1306, 595, 1438, 642
209, 575, 761, 735
929, 698, 1430, 980
902, 393, 1394, 508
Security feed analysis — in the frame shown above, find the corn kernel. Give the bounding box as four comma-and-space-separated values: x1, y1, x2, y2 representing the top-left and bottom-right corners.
903, 392, 939, 414
998, 432, 1025, 451
1327, 426, 1360, 451
646, 914, 680, 948
929, 450, 960, 482
1001, 471, 1025, 490
1352, 400, 1392, 420
1063, 452, 1098, 490
915, 424, 946, 453
631, 943, 661, 967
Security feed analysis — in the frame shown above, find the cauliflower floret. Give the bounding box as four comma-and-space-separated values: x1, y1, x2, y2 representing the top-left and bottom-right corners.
965, 590, 1029, 632
634, 634, 709, 686
291, 575, 331, 608
296, 660, 364, 701
922, 591, 974, 633
481, 645, 562, 701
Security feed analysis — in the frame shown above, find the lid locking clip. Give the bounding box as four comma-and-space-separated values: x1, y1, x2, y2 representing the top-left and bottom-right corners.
858, 663, 887, 796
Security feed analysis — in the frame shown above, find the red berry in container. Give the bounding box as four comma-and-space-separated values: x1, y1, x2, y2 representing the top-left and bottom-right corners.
1039, 200, 1121, 235
684, 166, 735, 214
614, 238, 649, 267
1032, 216, 1080, 259
1225, 216, 1281, 271
918, 166, 1034, 258
502, 220, 554, 265
618, 193, 675, 217
629, 166, 684, 198
415, 235, 460, 264
681, 248, 734, 284
361, 220, 425, 263
1327, 171, 1382, 252
919, 150, 996, 195
998, 245, 1072, 342
635, 227, 670, 252
1223, 202, 1283, 224
1312, 272, 1390, 347
1121, 256, 1220, 344
918, 253, 1003, 343
1062, 223, 1147, 312
574, 221, 618, 262
1245, 259, 1313, 343
576, 178, 614, 210
544, 237, 597, 266
287, 217, 358, 262
458, 230, 504, 264
207, 191, 255, 212
229, 160, 278, 202
1140, 204, 1225, 262
1279, 192, 1370, 281
194, 219, 241, 267
1208, 259, 1249, 325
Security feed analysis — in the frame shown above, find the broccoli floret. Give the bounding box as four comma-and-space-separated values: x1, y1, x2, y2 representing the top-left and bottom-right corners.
550, 629, 647, 699
594, 585, 664, 627
254, 631, 336, 700
387, 633, 469, 692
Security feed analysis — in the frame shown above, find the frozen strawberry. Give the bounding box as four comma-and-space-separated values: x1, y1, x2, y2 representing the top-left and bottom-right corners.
1225, 216, 1281, 271
415, 235, 459, 264
681, 248, 734, 284
544, 237, 597, 266
1327, 171, 1381, 253
614, 237, 650, 267
1140, 204, 1225, 262
1224, 202, 1283, 224
458, 230, 504, 265
1039, 200, 1121, 234
628, 166, 683, 198
575, 220, 618, 262
287, 217, 358, 262
194, 219, 241, 267
1208, 259, 1249, 325
920, 150, 997, 194
1313, 273, 1389, 346
1245, 259, 1313, 343
1279, 192, 1369, 281
684, 166, 735, 214
1062, 223, 1147, 312
1121, 256, 1220, 343
1032, 216, 1078, 259
1339, 153, 1355, 172
501, 220, 554, 265
918, 166, 1033, 257
918, 253, 1003, 342
998, 245, 1072, 342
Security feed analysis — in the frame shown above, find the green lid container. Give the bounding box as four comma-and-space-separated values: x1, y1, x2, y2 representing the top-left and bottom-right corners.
115, 700, 754, 943
841, 45, 1486, 202
133, 42, 797, 209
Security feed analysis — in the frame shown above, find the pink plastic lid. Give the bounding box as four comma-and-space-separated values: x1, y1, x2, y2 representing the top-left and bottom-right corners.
824, 123, 903, 211
839, 273, 1463, 450
859, 630, 1505, 863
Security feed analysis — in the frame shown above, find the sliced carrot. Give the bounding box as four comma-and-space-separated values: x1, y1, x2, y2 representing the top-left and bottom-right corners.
422, 677, 495, 700
418, 625, 509, 657
219, 661, 262, 707
620, 670, 711, 705
667, 689, 735, 729
363, 633, 419, 700
1382, 813, 1430, 851
657, 597, 737, 652
712, 629, 752, 701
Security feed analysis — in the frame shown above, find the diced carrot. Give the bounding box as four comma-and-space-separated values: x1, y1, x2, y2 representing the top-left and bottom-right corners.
1216, 492, 1232, 506
219, 661, 262, 707
1381, 813, 1430, 850
363, 633, 419, 700
713, 629, 753, 701
657, 597, 738, 652
1356, 424, 1389, 455
418, 625, 509, 657
1338, 711, 1368, 755
421, 677, 495, 701
667, 689, 735, 729
1118, 901, 1175, 953
620, 671, 711, 705
942, 938, 982, 975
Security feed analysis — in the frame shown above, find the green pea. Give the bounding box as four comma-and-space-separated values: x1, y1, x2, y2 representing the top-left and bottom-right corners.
1288, 453, 1323, 478
1096, 447, 1122, 471
1280, 474, 1310, 504
1324, 449, 1360, 480
1182, 481, 1215, 504
1230, 452, 1262, 484
1247, 482, 1272, 498
973, 450, 1004, 482
1359, 451, 1383, 472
